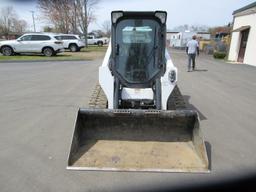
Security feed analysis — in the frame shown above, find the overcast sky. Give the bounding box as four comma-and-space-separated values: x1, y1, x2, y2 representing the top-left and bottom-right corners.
0, 0, 255, 31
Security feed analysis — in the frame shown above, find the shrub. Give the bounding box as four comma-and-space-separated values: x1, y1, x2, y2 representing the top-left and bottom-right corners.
213, 51, 227, 59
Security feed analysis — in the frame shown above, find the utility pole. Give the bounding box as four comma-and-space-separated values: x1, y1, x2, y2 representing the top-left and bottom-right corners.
74, 1, 77, 33
84, 0, 88, 47
30, 11, 36, 32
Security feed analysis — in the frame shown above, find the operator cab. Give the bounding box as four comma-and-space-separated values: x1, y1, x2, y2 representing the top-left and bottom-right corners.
110, 11, 167, 109
110, 11, 167, 88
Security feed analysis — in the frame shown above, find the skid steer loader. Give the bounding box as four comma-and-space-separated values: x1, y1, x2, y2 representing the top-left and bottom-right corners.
67, 11, 209, 172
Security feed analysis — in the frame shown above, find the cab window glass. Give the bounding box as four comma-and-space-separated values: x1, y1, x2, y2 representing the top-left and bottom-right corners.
55, 36, 62, 40
20, 35, 32, 41
66, 36, 77, 40
115, 19, 160, 84
31, 35, 51, 41
122, 26, 152, 43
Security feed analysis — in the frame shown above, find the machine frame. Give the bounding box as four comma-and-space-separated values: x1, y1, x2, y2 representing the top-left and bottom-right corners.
99, 11, 178, 110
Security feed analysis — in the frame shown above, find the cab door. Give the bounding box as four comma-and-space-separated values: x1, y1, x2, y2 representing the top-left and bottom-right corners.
114, 19, 162, 87
87, 36, 94, 44
30, 35, 50, 52
15, 35, 33, 52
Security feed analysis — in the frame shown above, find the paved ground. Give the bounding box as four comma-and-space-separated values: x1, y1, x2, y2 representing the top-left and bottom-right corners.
0, 50, 256, 192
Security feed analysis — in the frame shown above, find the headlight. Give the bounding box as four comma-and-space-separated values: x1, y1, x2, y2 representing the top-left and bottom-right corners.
168, 70, 176, 83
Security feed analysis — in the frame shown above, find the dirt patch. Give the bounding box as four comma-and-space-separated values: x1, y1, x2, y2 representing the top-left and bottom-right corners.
71, 140, 207, 172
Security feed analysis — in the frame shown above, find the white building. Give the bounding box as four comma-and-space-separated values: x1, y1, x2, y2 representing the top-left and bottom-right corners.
197, 32, 211, 40
167, 31, 196, 48
228, 2, 256, 66
166, 31, 210, 48
166, 31, 179, 47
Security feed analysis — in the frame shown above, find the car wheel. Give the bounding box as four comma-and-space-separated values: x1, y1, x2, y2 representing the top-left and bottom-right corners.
43, 47, 54, 57
97, 41, 103, 46
70, 44, 78, 52
1, 46, 13, 56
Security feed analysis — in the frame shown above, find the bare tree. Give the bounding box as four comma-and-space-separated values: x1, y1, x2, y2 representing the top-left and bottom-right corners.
101, 20, 111, 37
0, 6, 28, 38
172, 24, 189, 32
76, 0, 99, 47
208, 25, 231, 37
38, 0, 75, 33
0, 6, 16, 37
38, 0, 99, 41
43, 25, 54, 32
12, 19, 28, 33
190, 25, 209, 32
0, 24, 4, 34
172, 24, 209, 32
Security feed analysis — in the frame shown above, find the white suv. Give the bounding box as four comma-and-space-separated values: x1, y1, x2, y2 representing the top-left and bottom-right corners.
54, 34, 85, 52
0, 33, 64, 56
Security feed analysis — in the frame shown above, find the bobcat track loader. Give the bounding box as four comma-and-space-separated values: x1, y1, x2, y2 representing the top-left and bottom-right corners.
67, 11, 209, 172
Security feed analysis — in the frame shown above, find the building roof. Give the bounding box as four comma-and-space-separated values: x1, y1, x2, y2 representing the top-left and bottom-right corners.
166, 31, 179, 34
233, 1, 256, 15
197, 32, 210, 34
232, 25, 250, 32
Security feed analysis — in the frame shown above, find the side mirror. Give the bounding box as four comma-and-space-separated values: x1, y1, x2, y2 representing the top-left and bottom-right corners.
17, 39, 22, 42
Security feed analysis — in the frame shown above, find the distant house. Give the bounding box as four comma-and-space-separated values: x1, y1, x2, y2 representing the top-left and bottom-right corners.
197, 32, 211, 40
167, 31, 196, 48
228, 2, 256, 66
166, 31, 210, 48
166, 31, 179, 47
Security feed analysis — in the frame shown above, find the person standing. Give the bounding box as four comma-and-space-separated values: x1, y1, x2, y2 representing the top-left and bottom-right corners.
186, 35, 199, 72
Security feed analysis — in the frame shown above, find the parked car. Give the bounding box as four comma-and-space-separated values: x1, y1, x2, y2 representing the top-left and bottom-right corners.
0, 33, 64, 56
54, 34, 85, 52
87, 35, 109, 46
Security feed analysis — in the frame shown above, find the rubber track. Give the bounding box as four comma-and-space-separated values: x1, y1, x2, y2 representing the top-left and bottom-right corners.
89, 84, 186, 110
88, 84, 108, 109
167, 85, 187, 110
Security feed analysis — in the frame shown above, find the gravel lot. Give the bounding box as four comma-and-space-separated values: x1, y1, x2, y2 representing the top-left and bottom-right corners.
0, 50, 255, 192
